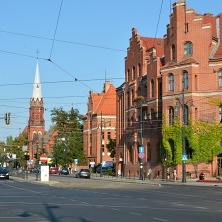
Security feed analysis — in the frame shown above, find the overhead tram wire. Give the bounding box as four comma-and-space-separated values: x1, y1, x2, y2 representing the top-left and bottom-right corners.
0, 48, 122, 92
0, 29, 126, 53
152, 0, 164, 46
48, 59, 95, 91
49, 0, 64, 59
0, 77, 124, 87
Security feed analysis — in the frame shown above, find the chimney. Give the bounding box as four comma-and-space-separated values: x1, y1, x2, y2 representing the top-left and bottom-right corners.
104, 80, 111, 92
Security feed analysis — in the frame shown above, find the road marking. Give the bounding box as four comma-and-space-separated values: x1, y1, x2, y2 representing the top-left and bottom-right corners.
153, 217, 168, 221
130, 212, 142, 216
111, 208, 121, 211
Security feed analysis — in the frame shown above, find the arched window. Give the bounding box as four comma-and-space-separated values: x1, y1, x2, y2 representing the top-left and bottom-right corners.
144, 84, 147, 99
127, 69, 130, 81
219, 70, 222, 87
168, 74, 174, 91
127, 91, 130, 108
184, 41, 192, 55
132, 66, 136, 79
138, 63, 142, 76
129, 146, 133, 163
131, 89, 134, 106
184, 105, 189, 125
182, 71, 189, 89
151, 79, 155, 97
169, 106, 174, 125
172, 44, 175, 60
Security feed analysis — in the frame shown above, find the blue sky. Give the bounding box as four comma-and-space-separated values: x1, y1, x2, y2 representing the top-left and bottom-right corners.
0, 0, 221, 142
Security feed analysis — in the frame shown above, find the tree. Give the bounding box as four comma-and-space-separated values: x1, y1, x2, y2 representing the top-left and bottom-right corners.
162, 118, 222, 165
106, 138, 116, 158
51, 107, 87, 166
2, 133, 28, 168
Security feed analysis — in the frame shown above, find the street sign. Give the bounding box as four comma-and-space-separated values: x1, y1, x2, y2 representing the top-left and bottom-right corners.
138, 152, 145, 159
40, 154, 48, 163
182, 154, 188, 161
139, 146, 144, 153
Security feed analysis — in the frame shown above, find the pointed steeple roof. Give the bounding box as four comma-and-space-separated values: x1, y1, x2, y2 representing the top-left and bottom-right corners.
32, 61, 42, 100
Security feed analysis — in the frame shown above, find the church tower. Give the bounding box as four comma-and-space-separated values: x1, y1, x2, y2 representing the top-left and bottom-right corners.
28, 61, 45, 160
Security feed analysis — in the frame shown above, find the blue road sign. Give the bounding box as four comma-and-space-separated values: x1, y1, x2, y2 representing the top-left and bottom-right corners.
139, 146, 144, 153
182, 154, 188, 161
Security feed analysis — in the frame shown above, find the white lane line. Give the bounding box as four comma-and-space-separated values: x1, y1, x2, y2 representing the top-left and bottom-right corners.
111, 208, 121, 211
130, 212, 142, 216
153, 217, 168, 221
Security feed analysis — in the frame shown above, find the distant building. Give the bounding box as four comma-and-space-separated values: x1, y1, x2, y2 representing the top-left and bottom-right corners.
83, 80, 116, 166
27, 61, 45, 162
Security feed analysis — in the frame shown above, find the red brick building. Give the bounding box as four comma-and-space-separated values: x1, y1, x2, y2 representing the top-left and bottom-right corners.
83, 80, 116, 167
116, 28, 164, 178
27, 61, 45, 162
116, 1, 222, 179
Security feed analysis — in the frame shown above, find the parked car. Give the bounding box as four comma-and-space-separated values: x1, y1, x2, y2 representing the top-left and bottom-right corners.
49, 167, 59, 174
59, 167, 69, 175
30, 167, 40, 173
0, 167, 9, 179
96, 166, 110, 173
75, 169, 90, 179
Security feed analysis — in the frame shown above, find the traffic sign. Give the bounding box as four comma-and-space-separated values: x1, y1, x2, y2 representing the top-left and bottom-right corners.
138, 152, 145, 159
40, 154, 48, 163
139, 146, 144, 153
74, 158, 78, 164
182, 154, 188, 161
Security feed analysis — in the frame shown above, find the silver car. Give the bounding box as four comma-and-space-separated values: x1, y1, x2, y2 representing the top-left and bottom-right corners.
75, 169, 90, 179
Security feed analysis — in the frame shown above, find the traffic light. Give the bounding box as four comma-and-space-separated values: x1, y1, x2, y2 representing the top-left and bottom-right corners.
34, 153, 38, 159
5, 112, 10, 125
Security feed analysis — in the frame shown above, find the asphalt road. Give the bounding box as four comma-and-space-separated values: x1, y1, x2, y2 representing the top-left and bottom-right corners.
0, 176, 222, 222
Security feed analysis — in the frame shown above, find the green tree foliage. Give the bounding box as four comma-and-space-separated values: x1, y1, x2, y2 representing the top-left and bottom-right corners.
162, 118, 222, 165
1, 133, 29, 168
51, 107, 87, 166
106, 138, 116, 158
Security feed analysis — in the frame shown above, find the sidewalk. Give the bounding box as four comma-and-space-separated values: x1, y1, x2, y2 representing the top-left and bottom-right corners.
11, 173, 222, 187
92, 174, 222, 187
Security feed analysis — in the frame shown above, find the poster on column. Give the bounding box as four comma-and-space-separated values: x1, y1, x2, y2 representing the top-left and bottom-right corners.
40, 165, 49, 182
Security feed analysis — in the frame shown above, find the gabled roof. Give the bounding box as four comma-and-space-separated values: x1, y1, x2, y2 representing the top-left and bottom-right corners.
140, 37, 164, 57
90, 82, 116, 116
162, 57, 199, 69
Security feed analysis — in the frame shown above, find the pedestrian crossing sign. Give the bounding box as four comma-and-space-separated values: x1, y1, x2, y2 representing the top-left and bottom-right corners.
182, 154, 188, 161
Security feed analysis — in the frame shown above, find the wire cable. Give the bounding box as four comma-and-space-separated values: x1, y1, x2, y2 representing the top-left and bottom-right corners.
49, 0, 64, 59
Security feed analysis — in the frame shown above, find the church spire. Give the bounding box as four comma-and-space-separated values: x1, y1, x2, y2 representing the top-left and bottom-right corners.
32, 61, 42, 100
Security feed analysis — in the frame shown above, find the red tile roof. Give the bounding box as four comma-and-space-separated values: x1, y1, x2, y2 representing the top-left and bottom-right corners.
90, 83, 116, 116
140, 37, 164, 57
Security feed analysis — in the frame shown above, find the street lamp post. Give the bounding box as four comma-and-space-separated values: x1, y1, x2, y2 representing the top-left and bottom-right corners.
181, 79, 186, 183
100, 112, 103, 177
61, 138, 67, 167
176, 75, 188, 183
139, 78, 144, 180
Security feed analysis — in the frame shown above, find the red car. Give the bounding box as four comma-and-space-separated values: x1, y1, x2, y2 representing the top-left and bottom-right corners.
49, 167, 59, 174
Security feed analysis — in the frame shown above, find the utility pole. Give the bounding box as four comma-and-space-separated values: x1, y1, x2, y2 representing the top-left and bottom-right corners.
100, 112, 103, 177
